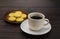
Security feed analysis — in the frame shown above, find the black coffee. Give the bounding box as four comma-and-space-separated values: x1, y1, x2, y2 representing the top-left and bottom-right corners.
31, 16, 42, 19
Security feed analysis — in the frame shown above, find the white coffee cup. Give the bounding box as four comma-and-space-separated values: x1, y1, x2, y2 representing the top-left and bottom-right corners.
28, 12, 49, 31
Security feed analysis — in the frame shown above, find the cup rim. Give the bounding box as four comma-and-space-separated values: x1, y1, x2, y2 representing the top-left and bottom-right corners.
28, 12, 45, 21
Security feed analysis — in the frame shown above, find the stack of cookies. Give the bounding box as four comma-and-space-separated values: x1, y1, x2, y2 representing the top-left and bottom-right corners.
6, 11, 27, 23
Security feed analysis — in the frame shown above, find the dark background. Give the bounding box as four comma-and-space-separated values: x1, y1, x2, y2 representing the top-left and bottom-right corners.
0, 0, 60, 39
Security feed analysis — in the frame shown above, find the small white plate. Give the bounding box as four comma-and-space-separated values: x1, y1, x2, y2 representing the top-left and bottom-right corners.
20, 19, 51, 35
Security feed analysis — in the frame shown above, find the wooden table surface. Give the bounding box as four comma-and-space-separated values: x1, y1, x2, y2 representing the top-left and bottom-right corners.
0, 0, 60, 39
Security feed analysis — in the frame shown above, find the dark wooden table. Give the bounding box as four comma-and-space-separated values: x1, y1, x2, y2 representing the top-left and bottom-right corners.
0, 0, 60, 39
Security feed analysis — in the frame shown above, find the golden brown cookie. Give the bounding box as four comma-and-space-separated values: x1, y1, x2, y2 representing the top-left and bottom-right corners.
14, 11, 22, 17
8, 13, 15, 17
8, 16, 16, 21
21, 14, 27, 18
16, 18, 24, 22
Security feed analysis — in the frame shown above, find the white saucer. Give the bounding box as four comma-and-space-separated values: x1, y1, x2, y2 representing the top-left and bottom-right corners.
20, 19, 51, 35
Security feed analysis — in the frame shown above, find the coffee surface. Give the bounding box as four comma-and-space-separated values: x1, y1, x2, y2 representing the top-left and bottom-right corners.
31, 16, 42, 19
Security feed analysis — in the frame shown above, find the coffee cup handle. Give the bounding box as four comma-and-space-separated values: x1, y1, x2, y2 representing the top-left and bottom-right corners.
43, 18, 49, 28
